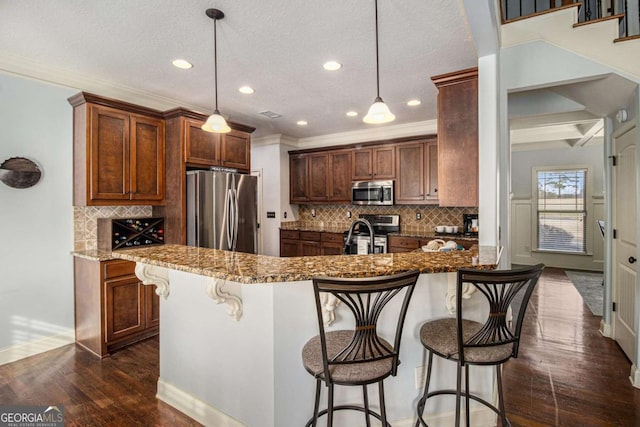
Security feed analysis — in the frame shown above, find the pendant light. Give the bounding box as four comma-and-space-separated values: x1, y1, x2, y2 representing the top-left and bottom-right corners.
363, 0, 395, 124
202, 8, 231, 133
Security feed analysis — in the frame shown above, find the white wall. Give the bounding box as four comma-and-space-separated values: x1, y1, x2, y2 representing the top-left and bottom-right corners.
0, 72, 76, 362
251, 138, 298, 256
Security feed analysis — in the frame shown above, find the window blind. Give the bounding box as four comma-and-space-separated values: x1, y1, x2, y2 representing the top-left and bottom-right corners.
536, 169, 587, 253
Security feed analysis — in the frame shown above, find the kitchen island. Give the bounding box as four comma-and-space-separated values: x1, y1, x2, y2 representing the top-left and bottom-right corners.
112, 244, 501, 427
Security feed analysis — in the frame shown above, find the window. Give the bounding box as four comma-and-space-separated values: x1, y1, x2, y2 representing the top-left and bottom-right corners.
535, 168, 587, 253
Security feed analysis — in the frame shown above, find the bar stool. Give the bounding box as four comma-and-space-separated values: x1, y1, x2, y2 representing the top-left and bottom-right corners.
415, 264, 545, 427
301, 270, 420, 427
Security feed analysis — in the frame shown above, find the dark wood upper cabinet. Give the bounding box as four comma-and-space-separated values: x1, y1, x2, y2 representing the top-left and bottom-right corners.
352, 145, 395, 181
308, 153, 329, 202
221, 130, 251, 171
290, 154, 309, 203
328, 150, 352, 202
432, 68, 478, 207
184, 118, 220, 166
395, 139, 438, 205
69, 93, 165, 206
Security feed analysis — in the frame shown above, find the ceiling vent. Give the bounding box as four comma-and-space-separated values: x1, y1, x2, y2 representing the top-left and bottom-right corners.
259, 110, 282, 119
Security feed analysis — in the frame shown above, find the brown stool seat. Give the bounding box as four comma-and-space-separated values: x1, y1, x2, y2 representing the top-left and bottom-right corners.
302, 330, 394, 384
420, 318, 514, 364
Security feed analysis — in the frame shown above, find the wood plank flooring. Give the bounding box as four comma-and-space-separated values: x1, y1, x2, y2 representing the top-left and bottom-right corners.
0, 267, 638, 426
502, 267, 640, 426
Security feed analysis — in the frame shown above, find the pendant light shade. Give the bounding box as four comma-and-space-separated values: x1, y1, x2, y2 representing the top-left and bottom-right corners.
202, 8, 231, 134
363, 96, 395, 124
363, 0, 395, 125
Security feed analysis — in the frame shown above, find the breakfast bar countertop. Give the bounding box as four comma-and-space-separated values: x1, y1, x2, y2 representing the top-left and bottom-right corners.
110, 244, 500, 284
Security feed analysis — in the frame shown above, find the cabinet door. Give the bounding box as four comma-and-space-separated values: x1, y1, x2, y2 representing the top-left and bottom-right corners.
308, 153, 329, 202
184, 118, 221, 166
395, 142, 425, 204
352, 149, 373, 180
435, 72, 478, 207
280, 239, 299, 257
130, 114, 165, 202
300, 240, 320, 256
290, 155, 309, 203
372, 146, 395, 179
328, 150, 352, 202
221, 130, 251, 172
90, 105, 130, 201
145, 285, 160, 329
105, 275, 145, 343
425, 140, 438, 201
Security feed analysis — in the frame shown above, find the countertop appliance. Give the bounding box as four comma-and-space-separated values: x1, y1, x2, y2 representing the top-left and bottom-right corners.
186, 170, 258, 254
343, 214, 400, 254
351, 180, 394, 206
463, 213, 479, 236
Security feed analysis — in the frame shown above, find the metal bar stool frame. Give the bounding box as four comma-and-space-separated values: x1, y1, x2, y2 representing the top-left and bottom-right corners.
302, 269, 420, 427
415, 264, 545, 427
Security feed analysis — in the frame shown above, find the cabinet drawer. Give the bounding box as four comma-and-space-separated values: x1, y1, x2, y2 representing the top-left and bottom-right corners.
321, 232, 344, 243
299, 231, 321, 241
280, 230, 300, 240
387, 236, 420, 249
104, 260, 136, 279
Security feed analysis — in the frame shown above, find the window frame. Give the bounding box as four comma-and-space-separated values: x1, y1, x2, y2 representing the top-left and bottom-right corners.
531, 164, 592, 255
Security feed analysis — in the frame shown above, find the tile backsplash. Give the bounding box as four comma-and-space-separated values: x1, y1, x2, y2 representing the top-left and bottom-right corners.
73, 206, 152, 251
286, 204, 478, 235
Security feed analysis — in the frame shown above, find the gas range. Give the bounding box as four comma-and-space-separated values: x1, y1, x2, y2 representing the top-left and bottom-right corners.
344, 214, 400, 254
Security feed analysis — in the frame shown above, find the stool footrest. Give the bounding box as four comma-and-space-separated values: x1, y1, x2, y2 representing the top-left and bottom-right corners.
305, 404, 392, 427
416, 389, 511, 427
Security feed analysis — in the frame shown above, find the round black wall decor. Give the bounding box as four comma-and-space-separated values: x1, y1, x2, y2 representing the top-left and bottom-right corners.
0, 157, 42, 189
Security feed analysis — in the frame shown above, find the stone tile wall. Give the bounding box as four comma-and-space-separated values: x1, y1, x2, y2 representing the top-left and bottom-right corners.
287, 204, 478, 235
73, 206, 152, 251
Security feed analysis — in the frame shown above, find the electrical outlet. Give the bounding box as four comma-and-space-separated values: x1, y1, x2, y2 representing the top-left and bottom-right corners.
415, 365, 427, 389
416, 212, 422, 220
347, 211, 352, 218
311, 208, 316, 218
284, 211, 287, 219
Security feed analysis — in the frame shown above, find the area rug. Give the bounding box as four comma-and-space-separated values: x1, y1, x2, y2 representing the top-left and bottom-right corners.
564, 270, 604, 316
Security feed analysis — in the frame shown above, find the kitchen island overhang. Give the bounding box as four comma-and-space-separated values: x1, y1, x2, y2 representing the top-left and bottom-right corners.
112, 245, 502, 427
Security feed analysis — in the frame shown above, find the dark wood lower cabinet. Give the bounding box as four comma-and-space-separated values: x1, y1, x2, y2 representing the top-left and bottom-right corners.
74, 257, 159, 358
280, 230, 343, 257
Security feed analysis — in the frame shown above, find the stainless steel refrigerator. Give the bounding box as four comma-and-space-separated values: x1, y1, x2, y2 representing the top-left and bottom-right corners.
186, 170, 258, 253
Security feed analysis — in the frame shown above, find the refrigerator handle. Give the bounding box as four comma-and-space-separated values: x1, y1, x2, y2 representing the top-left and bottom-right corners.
233, 188, 239, 250
226, 188, 234, 250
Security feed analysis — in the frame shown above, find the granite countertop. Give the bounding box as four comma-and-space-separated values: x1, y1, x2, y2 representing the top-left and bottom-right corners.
72, 249, 118, 261
110, 244, 501, 284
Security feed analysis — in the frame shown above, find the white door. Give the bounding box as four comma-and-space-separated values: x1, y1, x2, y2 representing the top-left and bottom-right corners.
613, 125, 637, 361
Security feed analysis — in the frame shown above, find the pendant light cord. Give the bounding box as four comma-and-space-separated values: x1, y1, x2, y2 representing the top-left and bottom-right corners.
374, 0, 380, 99
214, 17, 219, 113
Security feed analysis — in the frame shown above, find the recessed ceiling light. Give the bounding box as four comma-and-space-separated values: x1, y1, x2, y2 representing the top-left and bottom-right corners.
172, 59, 193, 69
323, 61, 342, 71
297, 120, 308, 126
407, 99, 421, 106
346, 111, 358, 117
239, 86, 255, 94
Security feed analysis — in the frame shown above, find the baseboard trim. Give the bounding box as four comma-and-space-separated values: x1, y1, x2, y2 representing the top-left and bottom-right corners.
0, 329, 75, 366
157, 379, 245, 427
630, 364, 640, 389
599, 319, 613, 337
392, 405, 496, 427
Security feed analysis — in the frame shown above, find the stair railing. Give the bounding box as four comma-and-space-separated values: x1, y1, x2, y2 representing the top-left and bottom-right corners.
501, 0, 639, 38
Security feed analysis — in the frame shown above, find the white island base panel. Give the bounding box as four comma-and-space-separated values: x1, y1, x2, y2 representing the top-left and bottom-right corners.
148, 267, 498, 427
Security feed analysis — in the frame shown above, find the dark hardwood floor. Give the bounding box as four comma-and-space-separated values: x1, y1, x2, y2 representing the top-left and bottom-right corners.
503, 267, 640, 427
0, 267, 638, 426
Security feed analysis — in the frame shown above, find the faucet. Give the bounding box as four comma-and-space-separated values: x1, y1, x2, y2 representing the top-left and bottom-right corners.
344, 218, 375, 255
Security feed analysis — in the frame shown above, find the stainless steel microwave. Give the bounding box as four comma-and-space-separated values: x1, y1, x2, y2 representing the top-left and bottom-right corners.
351, 180, 394, 205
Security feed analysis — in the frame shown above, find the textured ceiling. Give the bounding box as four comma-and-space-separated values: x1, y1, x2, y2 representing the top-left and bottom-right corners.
0, 0, 478, 139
